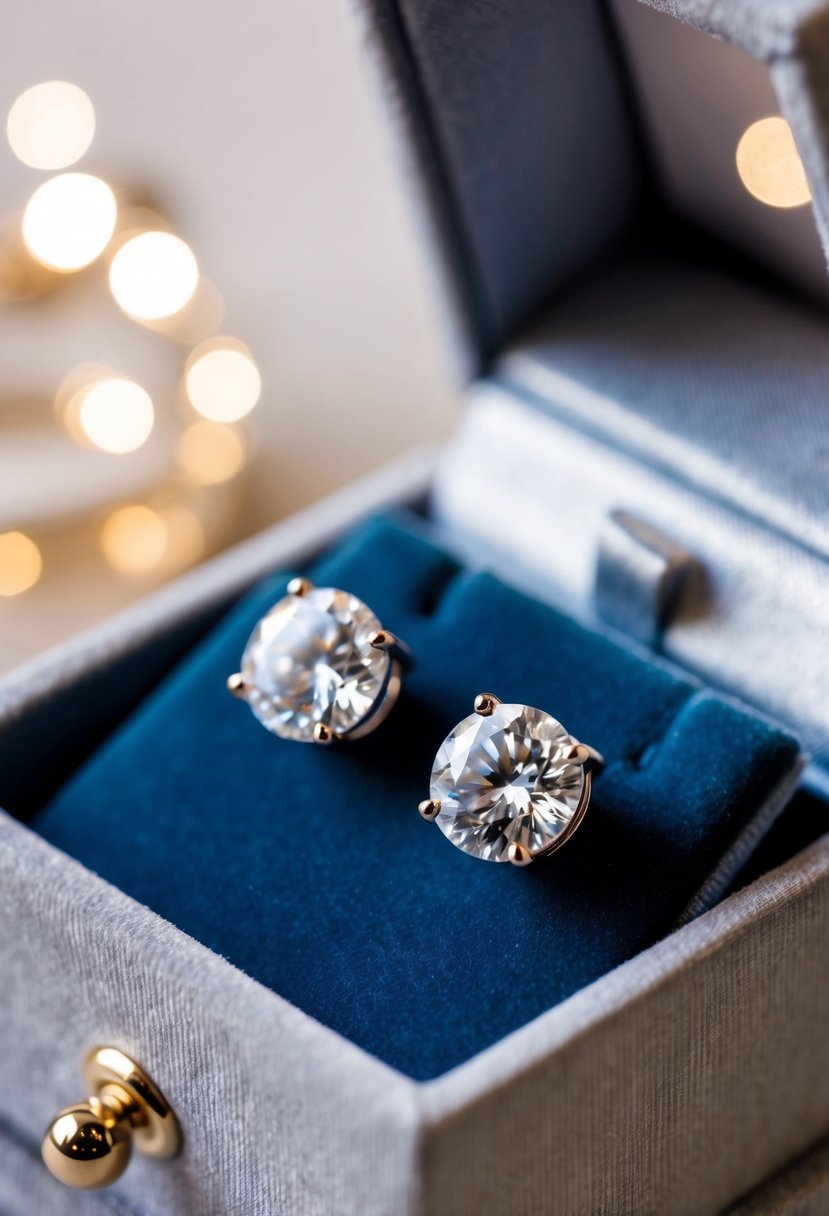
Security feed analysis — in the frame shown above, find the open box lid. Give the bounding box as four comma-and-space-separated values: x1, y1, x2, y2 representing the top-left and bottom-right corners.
352, 0, 829, 781
354, 0, 829, 364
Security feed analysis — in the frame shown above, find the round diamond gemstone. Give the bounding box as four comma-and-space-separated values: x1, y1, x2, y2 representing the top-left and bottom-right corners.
430, 703, 586, 862
240, 586, 390, 741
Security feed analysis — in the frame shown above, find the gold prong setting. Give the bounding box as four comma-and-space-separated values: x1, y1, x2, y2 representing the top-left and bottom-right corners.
226, 673, 247, 700
422, 695, 601, 866
566, 742, 590, 766
565, 741, 605, 774
368, 629, 412, 668
418, 798, 442, 822
227, 581, 409, 744
507, 843, 533, 867
368, 630, 393, 652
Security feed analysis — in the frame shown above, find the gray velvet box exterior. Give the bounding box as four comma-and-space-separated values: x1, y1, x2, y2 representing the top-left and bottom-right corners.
3, 0, 829, 1211
0, 453, 828, 1216
728, 1139, 829, 1216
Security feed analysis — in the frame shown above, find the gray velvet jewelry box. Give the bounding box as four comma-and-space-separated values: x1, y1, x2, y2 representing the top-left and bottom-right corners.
3, 0, 829, 1213
0, 458, 827, 1216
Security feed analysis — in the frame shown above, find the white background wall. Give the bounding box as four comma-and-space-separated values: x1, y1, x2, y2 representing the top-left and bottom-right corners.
0, 0, 461, 669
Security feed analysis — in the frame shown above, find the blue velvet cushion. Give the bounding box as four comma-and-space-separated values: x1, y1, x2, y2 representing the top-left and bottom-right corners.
36, 516, 800, 1079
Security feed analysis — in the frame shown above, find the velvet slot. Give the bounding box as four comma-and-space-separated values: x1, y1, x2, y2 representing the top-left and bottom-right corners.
35, 516, 800, 1079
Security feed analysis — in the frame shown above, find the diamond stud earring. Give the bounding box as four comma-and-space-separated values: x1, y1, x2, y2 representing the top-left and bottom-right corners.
418, 694, 603, 865
227, 578, 410, 744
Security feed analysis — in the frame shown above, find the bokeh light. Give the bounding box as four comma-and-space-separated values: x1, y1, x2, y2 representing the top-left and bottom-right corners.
141, 276, 225, 344
0, 531, 43, 596
55, 362, 108, 440
109, 231, 198, 320
0, 218, 57, 302
77, 378, 155, 454
185, 339, 261, 422
736, 117, 811, 208
159, 503, 205, 569
22, 173, 116, 271
177, 420, 247, 484
100, 501, 206, 576
7, 81, 95, 170
100, 505, 167, 574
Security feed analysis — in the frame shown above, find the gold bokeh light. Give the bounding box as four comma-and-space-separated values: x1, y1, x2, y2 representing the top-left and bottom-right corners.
159, 503, 205, 569
0, 216, 57, 302
185, 339, 261, 422
7, 81, 95, 170
141, 276, 225, 345
109, 231, 199, 320
177, 420, 247, 484
23, 172, 117, 271
736, 117, 811, 209
77, 378, 155, 454
100, 505, 168, 575
0, 531, 43, 596
100, 502, 206, 576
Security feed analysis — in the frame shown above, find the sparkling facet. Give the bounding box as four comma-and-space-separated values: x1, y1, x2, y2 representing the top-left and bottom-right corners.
240, 586, 390, 741
430, 703, 586, 862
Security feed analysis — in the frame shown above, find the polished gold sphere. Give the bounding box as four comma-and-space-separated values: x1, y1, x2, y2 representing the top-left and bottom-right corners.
41, 1098, 132, 1190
